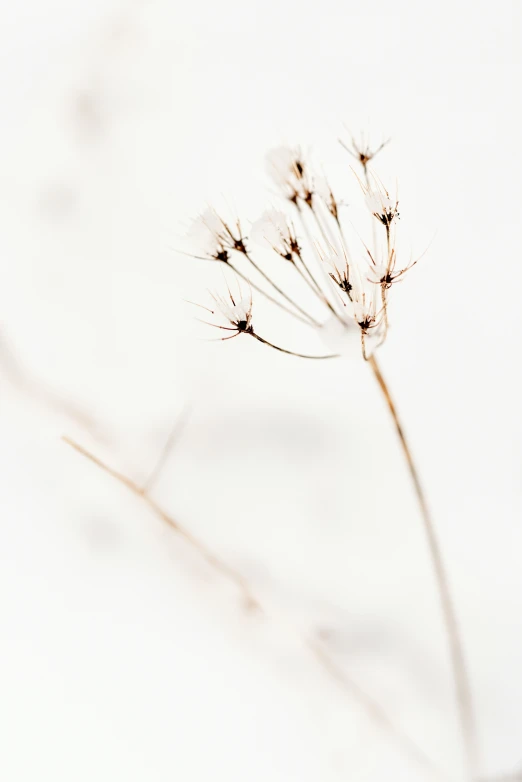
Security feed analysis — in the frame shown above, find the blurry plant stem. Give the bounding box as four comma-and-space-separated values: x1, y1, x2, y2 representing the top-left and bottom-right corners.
368, 353, 477, 780
63, 434, 450, 782
63, 436, 260, 610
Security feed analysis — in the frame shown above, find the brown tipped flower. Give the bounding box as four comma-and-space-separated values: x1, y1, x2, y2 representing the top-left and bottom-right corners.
266, 146, 314, 206
364, 181, 399, 228
210, 290, 253, 337
367, 247, 418, 289
250, 209, 300, 261
314, 175, 341, 222
340, 132, 389, 169
321, 247, 353, 299
187, 208, 247, 262
351, 286, 384, 335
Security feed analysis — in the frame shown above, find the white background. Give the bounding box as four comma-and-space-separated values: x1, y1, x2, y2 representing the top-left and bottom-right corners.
1, 1, 521, 780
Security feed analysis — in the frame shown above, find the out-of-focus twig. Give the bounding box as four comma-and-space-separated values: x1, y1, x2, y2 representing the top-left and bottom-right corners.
1, 335, 102, 438
63, 435, 260, 611
63, 435, 452, 782
141, 406, 191, 493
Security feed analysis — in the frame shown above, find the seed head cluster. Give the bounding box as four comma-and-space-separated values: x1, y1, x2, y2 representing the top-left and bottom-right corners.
186, 134, 421, 361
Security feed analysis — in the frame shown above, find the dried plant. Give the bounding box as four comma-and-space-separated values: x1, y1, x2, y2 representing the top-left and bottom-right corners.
186, 135, 477, 778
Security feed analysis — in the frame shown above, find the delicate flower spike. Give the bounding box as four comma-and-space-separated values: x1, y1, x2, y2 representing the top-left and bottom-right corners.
367, 247, 418, 289
314, 175, 340, 221
250, 209, 300, 260
187, 208, 247, 262
351, 287, 382, 335
339, 132, 389, 169
266, 146, 313, 205
204, 289, 253, 339
350, 286, 385, 359
322, 246, 353, 299
364, 181, 399, 228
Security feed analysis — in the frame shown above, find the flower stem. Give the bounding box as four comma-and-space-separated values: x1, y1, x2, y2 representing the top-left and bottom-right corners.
250, 332, 338, 360
242, 251, 321, 327
368, 353, 477, 780
228, 261, 315, 328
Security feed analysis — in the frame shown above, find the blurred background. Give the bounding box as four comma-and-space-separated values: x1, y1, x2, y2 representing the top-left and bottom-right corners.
1, 1, 522, 780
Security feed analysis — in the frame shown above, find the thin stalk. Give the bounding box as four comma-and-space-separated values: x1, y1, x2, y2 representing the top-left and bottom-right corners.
363, 165, 380, 270
228, 261, 315, 328
251, 332, 337, 360
141, 407, 190, 494
294, 204, 347, 324
368, 353, 477, 780
380, 284, 389, 335
241, 250, 321, 327
292, 254, 339, 319
63, 436, 260, 610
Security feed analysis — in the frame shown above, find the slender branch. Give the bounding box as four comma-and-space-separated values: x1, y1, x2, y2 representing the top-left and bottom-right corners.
294, 204, 346, 324
363, 165, 379, 253
241, 250, 321, 327
0, 335, 103, 438
291, 255, 333, 312
294, 250, 340, 320
368, 354, 478, 780
62, 434, 450, 782
250, 332, 338, 360
306, 636, 451, 782
228, 261, 315, 328
63, 436, 260, 611
141, 406, 190, 494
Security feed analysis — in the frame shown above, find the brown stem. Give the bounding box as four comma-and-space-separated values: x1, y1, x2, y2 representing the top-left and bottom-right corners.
294, 204, 347, 324
228, 261, 314, 328
63, 436, 261, 611
250, 332, 337, 360
364, 165, 379, 260
293, 253, 339, 319
380, 284, 389, 335
241, 251, 321, 327
368, 354, 477, 780
141, 407, 190, 493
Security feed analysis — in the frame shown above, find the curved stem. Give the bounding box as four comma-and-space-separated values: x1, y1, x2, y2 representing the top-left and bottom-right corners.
294, 204, 346, 324
250, 332, 338, 360
295, 252, 340, 319
368, 354, 477, 780
242, 251, 321, 327
291, 256, 340, 320
228, 261, 315, 328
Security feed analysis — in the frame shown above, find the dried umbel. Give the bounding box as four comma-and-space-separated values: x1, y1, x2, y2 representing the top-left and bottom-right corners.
187, 140, 416, 361
185, 134, 477, 780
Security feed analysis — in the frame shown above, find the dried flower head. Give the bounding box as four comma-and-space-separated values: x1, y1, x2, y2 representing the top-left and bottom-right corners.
187, 133, 423, 362
339, 131, 389, 169
351, 288, 382, 335
367, 247, 418, 289
187, 208, 247, 262
266, 146, 313, 206
250, 209, 300, 261
203, 289, 253, 340
184, 136, 472, 782
364, 182, 399, 228
314, 175, 340, 221
322, 247, 353, 299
